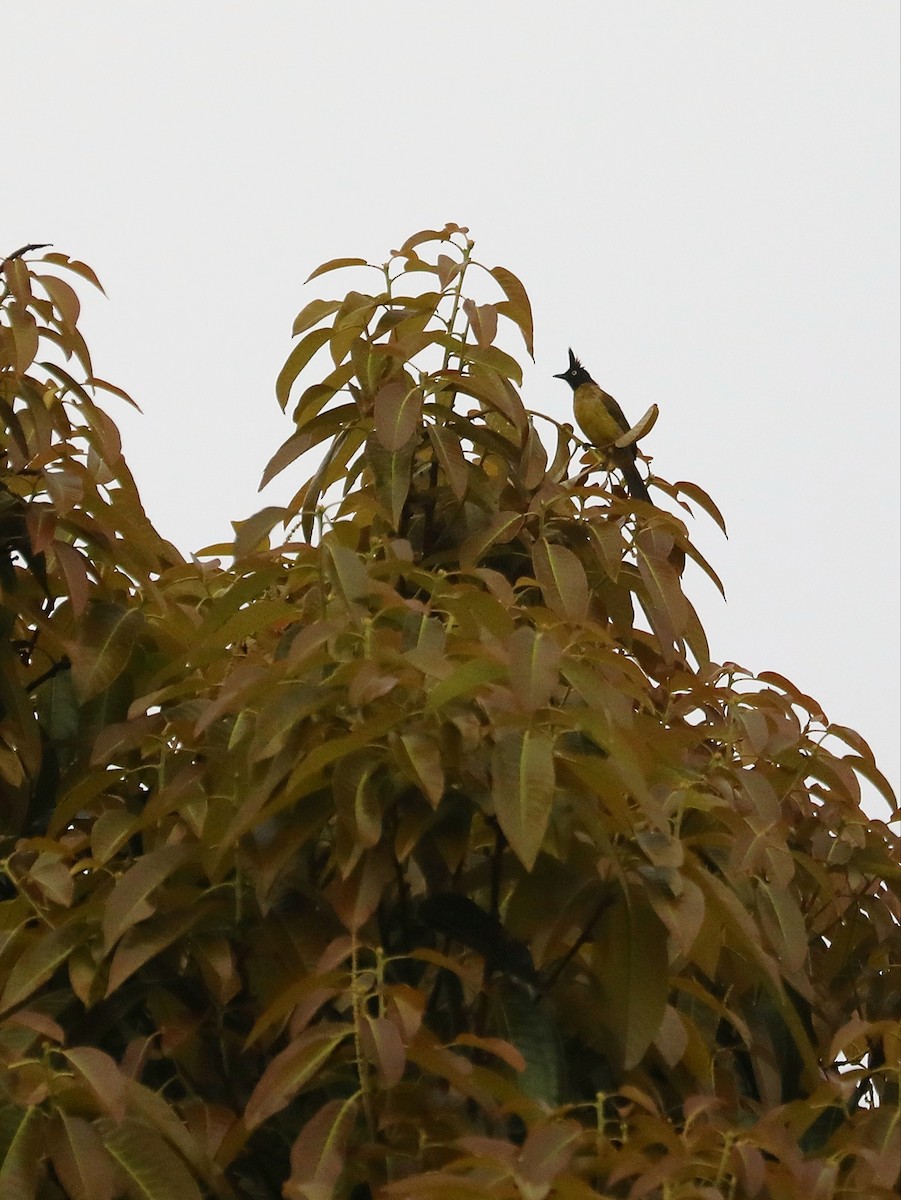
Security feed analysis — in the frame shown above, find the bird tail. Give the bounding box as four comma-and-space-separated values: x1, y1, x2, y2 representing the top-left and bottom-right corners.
617, 454, 651, 503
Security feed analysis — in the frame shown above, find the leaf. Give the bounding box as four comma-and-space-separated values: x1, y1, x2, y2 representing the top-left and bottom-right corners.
232, 506, 286, 556
101, 1119, 202, 1200
105, 906, 208, 995
0, 1105, 44, 1200
243, 1024, 352, 1129
323, 540, 370, 606
367, 438, 413, 529
362, 1014, 406, 1087
42, 252, 105, 292
462, 299, 498, 348
459, 511, 525, 569
373, 381, 422, 451
613, 403, 659, 448
0, 922, 86, 1014
424, 657, 506, 713
507, 627, 561, 712
489, 981, 565, 1106
332, 751, 382, 847
674, 479, 728, 536
454, 1033, 525, 1074
276, 327, 331, 410
394, 731, 444, 807
102, 843, 194, 951
291, 298, 342, 337
259, 404, 357, 488
427, 422, 469, 500
52, 540, 90, 615
27, 852, 73, 907
67, 601, 143, 702
756, 882, 808, 974
36, 273, 81, 330
47, 1112, 118, 1200
64, 1046, 128, 1122
491, 728, 556, 871
841, 753, 898, 813
635, 537, 688, 653
285, 1098, 357, 1200
304, 256, 369, 283
532, 539, 589, 623
593, 891, 668, 1071
515, 1120, 580, 1194
490, 265, 534, 358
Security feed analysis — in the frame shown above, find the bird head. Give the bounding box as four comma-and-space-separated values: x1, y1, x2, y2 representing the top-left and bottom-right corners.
553, 348, 591, 390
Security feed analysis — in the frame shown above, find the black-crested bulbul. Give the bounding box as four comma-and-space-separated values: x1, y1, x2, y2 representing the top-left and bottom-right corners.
554, 349, 650, 502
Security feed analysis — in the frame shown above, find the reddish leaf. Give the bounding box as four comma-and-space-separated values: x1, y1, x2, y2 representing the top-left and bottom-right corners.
373, 381, 422, 451
284, 1099, 357, 1200
64, 1046, 128, 1122
244, 1025, 352, 1129
490, 265, 534, 357
304, 256, 369, 283
47, 1113, 117, 1200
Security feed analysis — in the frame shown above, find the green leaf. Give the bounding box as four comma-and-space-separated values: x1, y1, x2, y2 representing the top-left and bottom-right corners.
507, 627, 561, 712
105, 905, 208, 995
491, 728, 555, 871
67, 601, 143, 703
367, 438, 413, 529
291, 297, 342, 336
244, 1024, 352, 1129
424, 657, 506, 713
489, 981, 564, 1106
756, 881, 808, 974
259, 403, 357, 488
101, 1119, 202, 1200
275, 327, 331, 410
459, 511, 525, 569
0, 923, 86, 1014
0, 1106, 44, 1200
532, 539, 589, 623
593, 891, 668, 1070
427, 422, 469, 500
102, 844, 194, 951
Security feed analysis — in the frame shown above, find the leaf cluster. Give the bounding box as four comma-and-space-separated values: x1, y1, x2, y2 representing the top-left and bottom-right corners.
0, 231, 897, 1199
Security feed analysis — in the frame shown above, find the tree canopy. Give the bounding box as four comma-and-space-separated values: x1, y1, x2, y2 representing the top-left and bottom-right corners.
0, 228, 897, 1199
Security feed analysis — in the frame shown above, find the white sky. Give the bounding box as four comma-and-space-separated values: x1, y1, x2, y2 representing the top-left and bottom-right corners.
6, 3, 899, 808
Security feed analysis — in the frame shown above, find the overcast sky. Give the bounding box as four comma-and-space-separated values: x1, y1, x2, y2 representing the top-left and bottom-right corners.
6, 3, 898, 808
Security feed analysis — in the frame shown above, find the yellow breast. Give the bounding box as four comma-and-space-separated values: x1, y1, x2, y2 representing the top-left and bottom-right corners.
572, 383, 626, 449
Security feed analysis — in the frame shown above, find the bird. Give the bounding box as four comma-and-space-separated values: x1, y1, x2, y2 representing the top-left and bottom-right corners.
554, 349, 651, 502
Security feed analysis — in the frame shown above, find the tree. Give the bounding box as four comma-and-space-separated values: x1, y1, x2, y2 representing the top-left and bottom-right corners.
0, 227, 897, 1199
